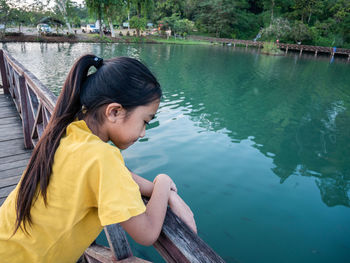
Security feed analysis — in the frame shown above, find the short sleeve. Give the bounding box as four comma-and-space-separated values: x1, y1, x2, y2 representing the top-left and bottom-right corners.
91, 147, 146, 226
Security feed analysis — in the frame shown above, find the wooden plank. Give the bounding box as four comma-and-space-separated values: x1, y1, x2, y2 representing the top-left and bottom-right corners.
0, 122, 22, 131
0, 175, 21, 188
0, 184, 16, 198
0, 108, 18, 118
0, 97, 13, 103
0, 158, 28, 171
0, 139, 30, 158
84, 244, 118, 263
0, 50, 10, 94
18, 75, 34, 149
0, 197, 6, 206
0, 103, 13, 109
0, 152, 32, 165
0, 166, 26, 179
0, 116, 21, 125
84, 244, 152, 263
0, 133, 24, 142
104, 224, 133, 260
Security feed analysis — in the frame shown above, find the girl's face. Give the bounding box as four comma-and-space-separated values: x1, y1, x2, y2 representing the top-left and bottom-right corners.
106, 100, 160, 149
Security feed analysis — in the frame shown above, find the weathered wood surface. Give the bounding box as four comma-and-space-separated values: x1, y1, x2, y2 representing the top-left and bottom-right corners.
151, 201, 226, 263
104, 224, 133, 260
83, 244, 151, 263
0, 93, 32, 206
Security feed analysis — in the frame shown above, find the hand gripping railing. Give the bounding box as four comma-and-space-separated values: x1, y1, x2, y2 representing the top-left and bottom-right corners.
0, 49, 225, 263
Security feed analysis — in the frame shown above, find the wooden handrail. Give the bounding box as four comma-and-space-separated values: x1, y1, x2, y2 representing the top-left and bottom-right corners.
0, 48, 225, 263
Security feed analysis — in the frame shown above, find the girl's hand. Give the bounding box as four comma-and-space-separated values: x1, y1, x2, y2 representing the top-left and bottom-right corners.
169, 191, 197, 234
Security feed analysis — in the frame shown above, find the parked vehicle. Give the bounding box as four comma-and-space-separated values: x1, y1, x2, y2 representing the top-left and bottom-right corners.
81, 24, 99, 33
37, 23, 52, 34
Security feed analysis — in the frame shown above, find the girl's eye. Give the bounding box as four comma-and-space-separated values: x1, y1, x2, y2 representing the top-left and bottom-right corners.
144, 121, 150, 126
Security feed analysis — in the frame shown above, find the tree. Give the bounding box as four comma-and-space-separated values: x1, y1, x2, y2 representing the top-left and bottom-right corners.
129, 0, 154, 36
103, 0, 126, 37
55, 0, 74, 33
261, 17, 291, 41
129, 15, 147, 35
292, 0, 323, 24
289, 20, 311, 43
0, 0, 10, 35
196, 0, 238, 38
85, 0, 104, 37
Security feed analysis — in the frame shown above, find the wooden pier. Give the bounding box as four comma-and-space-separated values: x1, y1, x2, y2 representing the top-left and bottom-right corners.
0, 49, 225, 263
189, 36, 350, 59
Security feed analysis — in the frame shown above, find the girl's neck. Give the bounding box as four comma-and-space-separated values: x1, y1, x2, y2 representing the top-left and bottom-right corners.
83, 116, 109, 142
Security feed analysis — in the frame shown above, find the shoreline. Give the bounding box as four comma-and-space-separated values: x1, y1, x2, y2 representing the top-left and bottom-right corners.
0, 34, 211, 45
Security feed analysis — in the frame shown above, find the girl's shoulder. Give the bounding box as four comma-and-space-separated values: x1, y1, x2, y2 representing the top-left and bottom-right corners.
58, 120, 124, 163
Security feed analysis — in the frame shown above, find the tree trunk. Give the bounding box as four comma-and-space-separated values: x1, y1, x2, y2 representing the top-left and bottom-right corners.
137, 2, 141, 37
66, 21, 73, 34
109, 20, 115, 38
271, 0, 275, 22
308, 12, 312, 24
98, 5, 103, 37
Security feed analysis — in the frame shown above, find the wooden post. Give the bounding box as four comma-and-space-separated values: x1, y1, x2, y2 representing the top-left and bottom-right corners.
299, 48, 303, 55
18, 75, 34, 149
285, 46, 289, 54
104, 224, 133, 260
234, 42, 236, 47
0, 50, 10, 94
348, 54, 350, 61
315, 50, 318, 57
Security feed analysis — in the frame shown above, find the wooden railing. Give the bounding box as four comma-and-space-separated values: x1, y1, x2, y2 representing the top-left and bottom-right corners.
189, 36, 350, 58
0, 49, 225, 263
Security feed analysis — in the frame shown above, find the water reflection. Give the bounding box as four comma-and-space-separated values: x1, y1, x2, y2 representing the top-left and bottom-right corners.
151, 45, 350, 208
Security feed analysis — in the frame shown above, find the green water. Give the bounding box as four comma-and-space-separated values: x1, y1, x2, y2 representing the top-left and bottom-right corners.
1, 42, 350, 263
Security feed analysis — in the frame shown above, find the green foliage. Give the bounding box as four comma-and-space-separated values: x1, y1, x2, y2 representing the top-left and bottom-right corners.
261, 17, 291, 41
262, 41, 283, 55
129, 16, 147, 30
196, 0, 239, 38
174, 18, 194, 35
289, 21, 312, 43
160, 13, 194, 35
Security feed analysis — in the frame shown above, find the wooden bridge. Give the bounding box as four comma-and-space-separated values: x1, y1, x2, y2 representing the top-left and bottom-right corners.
0, 49, 225, 263
189, 36, 350, 59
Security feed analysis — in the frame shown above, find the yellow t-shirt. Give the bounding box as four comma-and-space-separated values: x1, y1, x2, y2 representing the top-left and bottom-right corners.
0, 120, 146, 263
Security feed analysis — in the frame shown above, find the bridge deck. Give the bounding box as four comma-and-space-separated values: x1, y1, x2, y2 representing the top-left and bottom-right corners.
0, 90, 32, 206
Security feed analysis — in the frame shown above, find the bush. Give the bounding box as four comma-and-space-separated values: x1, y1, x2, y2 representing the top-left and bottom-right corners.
262, 42, 284, 55
261, 17, 291, 41
174, 18, 194, 37
129, 16, 147, 35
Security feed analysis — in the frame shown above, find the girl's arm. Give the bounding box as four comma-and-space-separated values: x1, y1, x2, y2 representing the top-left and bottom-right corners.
129, 170, 154, 197
128, 170, 197, 237
120, 173, 173, 246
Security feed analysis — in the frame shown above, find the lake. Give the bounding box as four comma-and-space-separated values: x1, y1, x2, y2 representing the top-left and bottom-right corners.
1, 42, 350, 263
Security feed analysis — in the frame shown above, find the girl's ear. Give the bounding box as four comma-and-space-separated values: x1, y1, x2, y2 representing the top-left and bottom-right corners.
105, 103, 124, 123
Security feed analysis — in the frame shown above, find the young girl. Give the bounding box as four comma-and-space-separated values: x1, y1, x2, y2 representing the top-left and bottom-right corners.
0, 54, 196, 262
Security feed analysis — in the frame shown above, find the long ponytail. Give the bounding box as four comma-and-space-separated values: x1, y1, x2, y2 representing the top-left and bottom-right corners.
14, 54, 103, 234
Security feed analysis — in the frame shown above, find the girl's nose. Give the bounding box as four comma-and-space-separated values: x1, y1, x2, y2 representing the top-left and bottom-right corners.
140, 127, 146, 138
